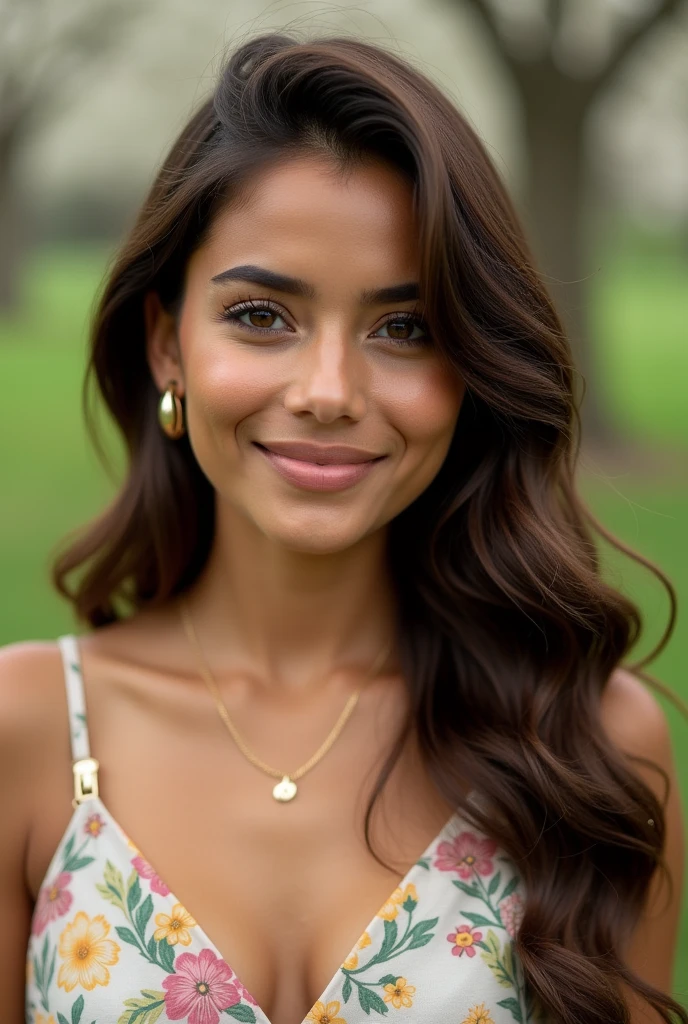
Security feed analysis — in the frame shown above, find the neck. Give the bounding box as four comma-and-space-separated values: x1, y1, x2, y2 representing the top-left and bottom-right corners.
182, 501, 398, 691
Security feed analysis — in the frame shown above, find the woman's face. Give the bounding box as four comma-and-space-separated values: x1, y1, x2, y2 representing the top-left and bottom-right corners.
147, 153, 464, 554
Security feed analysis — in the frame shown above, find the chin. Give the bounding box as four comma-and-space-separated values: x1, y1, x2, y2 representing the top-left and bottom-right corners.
257, 510, 380, 555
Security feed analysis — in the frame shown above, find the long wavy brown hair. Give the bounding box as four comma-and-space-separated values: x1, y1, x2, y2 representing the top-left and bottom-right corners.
52, 33, 685, 1024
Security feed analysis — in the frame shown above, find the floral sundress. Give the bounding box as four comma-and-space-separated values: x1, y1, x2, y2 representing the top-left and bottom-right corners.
25, 634, 540, 1024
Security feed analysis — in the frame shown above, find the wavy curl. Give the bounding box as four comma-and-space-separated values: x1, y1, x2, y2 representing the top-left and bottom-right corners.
52, 32, 685, 1023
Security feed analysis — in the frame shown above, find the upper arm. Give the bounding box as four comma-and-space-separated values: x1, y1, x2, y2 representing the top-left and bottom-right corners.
600, 668, 686, 1014
0, 640, 63, 1023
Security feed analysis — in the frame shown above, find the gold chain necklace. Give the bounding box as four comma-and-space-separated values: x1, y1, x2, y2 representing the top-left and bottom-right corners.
178, 596, 393, 802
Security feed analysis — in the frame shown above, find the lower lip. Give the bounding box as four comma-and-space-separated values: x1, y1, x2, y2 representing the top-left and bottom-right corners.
256, 445, 383, 492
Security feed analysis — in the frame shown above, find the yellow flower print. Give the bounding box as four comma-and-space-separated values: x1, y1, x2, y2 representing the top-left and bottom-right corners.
35, 1014, 57, 1024
462, 1004, 495, 1024
57, 911, 120, 992
153, 902, 197, 945
377, 883, 418, 921
342, 929, 373, 969
383, 976, 416, 1009
306, 1000, 347, 1023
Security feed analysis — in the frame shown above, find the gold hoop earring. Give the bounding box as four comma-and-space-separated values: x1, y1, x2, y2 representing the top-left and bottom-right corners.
158, 380, 186, 439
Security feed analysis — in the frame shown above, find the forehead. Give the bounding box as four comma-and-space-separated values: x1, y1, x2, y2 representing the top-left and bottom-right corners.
191, 153, 421, 293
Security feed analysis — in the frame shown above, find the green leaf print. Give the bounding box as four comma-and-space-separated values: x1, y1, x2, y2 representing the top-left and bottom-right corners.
406, 917, 436, 946
479, 930, 515, 989
378, 919, 398, 960
502, 939, 515, 982
66, 856, 96, 872
358, 985, 389, 1015
497, 996, 524, 1023
416, 856, 430, 870
71, 993, 85, 1024
135, 894, 154, 933
127, 872, 142, 916
61, 827, 97, 874
96, 860, 127, 912
33, 934, 56, 1012
115, 925, 141, 950
498, 876, 520, 902
462, 910, 500, 929
58, 1014, 70, 1024
339, 898, 430, 1016
157, 935, 176, 973
487, 871, 501, 897
117, 989, 166, 1024
225, 1004, 257, 1022
451, 879, 481, 899
98, 863, 174, 971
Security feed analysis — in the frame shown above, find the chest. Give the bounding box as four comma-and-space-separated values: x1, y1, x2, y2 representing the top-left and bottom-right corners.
27, 794, 534, 1024
27, 656, 534, 1023
28, 673, 459, 1021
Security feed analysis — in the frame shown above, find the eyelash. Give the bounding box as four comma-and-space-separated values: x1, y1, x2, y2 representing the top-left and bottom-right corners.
217, 296, 429, 347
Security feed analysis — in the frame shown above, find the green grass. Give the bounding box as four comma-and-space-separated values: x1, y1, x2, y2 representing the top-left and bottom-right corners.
591, 230, 688, 445
0, 242, 687, 1003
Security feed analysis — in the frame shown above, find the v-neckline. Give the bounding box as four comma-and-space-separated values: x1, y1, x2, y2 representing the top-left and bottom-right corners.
48, 794, 463, 1024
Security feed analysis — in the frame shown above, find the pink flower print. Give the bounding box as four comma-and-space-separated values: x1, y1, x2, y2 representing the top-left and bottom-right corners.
32, 872, 73, 935
499, 892, 525, 938
132, 855, 170, 896
162, 948, 243, 1024
84, 812, 106, 838
447, 923, 483, 957
434, 831, 496, 879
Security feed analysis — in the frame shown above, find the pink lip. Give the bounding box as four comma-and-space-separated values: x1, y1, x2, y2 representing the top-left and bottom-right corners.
257, 441, 382, 464
255, 442, 385, 492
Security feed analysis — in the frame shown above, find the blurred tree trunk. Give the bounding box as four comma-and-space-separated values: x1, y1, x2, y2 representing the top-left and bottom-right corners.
0, 126, 26, 311
519, 65, 602, 435
458, 0, 683, 444
0, 1, 140, 317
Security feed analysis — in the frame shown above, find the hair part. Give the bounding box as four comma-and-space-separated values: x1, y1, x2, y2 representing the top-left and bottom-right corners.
52, 32, 685, 1024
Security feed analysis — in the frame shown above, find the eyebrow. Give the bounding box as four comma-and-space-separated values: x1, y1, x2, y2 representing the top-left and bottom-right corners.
210, 265, 315, 297
210, 264, 420, 305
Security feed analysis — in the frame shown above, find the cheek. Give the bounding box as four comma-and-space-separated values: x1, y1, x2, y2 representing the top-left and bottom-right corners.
380, 360, 464, 456
376, 360, 464, 519
180, 325, 276, 452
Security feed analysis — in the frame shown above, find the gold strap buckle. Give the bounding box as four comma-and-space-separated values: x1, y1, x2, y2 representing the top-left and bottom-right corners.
72, 757, 100, 808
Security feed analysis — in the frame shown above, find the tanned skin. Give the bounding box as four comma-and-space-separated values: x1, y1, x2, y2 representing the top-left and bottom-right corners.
0, 155, 683, 1023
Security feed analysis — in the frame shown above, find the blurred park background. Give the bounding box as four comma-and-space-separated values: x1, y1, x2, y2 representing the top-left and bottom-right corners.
1, 0, 687, 1002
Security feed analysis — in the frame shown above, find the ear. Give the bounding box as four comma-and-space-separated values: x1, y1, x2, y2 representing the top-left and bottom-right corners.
144, 292, 185, 395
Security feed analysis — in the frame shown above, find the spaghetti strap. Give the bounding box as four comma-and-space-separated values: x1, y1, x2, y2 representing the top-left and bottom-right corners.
57, 634, 91, 762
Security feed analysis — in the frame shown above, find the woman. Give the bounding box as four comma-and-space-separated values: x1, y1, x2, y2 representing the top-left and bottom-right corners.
1, 32, 684, 1024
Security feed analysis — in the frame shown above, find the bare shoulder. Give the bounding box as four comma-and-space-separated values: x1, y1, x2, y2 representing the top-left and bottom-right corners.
600, 667, 672, 757
0, 638, 76, 808
0, 640, 73, 1017
0, 638, 68, 752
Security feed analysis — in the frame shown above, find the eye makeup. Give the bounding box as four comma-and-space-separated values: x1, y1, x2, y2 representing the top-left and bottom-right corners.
216, 295, 430, 348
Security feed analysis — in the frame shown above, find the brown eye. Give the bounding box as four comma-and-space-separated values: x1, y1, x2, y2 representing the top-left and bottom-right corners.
232, 306, 288, 330
387, 319, 414, 340
247, 309, 276, 328
375, 316, 427, 345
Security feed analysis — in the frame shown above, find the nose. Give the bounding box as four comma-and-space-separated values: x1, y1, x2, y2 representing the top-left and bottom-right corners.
283, 327, 367, 423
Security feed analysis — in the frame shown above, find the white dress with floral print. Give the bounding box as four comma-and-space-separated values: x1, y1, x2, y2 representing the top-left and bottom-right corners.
25, 635, 541, 1024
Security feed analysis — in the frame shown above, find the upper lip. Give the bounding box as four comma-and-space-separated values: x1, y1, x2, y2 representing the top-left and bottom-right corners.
256, 441, 384, 464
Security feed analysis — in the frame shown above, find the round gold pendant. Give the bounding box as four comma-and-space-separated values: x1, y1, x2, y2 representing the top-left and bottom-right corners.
272, 775, 298, 802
